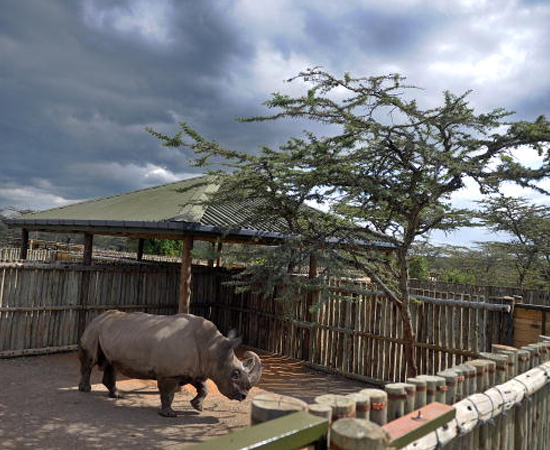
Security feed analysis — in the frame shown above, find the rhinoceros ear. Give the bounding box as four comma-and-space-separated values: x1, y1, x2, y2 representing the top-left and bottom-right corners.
225, 329, 241, 348
227, 336, 242, 349
226, 329, 238, 340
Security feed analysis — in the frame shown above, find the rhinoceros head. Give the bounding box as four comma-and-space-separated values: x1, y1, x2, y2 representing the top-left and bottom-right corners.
214, 330, 262, 401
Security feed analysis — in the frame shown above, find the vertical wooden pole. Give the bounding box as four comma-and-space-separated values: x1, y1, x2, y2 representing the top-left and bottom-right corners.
83, 233, 93, 265
179, 235, 193, 314
137, 238, 145, 261
302, 251, 318, 361
215, 242, 223, 268
78, 233, 94, 336
20, 228, 29, 260
208, 242, 215, 268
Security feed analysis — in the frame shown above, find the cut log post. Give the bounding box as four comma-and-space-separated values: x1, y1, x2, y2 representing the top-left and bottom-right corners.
308, 403, 332, 422
315, 394, 356, 421
179, 235, 193, 314
468, 360, 490, 391
451, 365, 467, 401
460, 363, 477, 394
330, 418, 389, 450
385, 383, 406, 421
402, 383, 416, 414
406, 377, 427, 409
346, 393, 370, 420
360, 389, 388, 426
306, 403, 331, 450
436, 369, 459, 404
251, 394, 307, 425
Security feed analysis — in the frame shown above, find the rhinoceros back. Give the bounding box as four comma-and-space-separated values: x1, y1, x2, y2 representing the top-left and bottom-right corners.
81, 310, 215, 379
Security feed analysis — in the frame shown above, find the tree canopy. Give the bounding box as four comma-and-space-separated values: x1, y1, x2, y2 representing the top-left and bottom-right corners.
149, 68, 550, 376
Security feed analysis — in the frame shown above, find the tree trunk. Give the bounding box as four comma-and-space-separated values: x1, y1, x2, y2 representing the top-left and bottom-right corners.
397, 249, 418, 378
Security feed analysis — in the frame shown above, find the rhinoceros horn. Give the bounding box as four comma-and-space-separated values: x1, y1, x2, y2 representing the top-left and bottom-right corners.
242, 351, 262, 387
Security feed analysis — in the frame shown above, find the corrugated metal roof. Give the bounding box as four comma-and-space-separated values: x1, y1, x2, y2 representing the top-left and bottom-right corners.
7, 175, 394, 248
17, 175, 219, 223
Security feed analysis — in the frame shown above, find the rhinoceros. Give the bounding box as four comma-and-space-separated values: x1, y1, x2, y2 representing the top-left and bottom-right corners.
77, 310, 262, 417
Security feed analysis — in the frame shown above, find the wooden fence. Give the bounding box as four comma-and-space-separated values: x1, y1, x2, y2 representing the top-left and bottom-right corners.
0, 262, 184, 356
201, 272, 514, 384
411, 279, 550, 306
0, 261, 515, 385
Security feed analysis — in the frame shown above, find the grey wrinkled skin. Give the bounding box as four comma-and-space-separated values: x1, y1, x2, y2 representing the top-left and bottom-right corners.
78, 310, 262, 417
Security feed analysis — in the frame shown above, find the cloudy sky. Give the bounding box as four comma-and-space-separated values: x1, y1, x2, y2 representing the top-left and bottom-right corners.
1, 0, 549, 244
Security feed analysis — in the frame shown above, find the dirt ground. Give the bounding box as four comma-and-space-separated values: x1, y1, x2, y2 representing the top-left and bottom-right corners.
0, 349, 370, 449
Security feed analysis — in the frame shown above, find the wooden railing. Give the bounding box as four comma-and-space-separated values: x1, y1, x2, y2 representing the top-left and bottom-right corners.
186, 338, 550, 450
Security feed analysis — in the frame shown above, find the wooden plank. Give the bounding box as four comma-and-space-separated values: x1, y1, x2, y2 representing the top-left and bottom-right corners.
382, 402, 455, 449
185, 411, 328, 450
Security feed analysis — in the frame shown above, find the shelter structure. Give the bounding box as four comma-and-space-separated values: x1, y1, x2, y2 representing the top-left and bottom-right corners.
4, 175, 393, 314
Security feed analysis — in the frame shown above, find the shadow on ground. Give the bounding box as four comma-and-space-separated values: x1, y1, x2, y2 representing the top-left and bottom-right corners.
0, 349, 371, 449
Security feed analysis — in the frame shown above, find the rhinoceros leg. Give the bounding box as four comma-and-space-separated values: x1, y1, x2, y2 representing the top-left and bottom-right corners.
158, 378, 180, 417
78, 345, 93, 393
102, 364, 121, 398
190, 379, 209, 411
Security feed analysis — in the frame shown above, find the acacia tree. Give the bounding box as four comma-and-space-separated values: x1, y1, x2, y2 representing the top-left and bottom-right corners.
478, 196, 550, 286
149, 69, 550, 376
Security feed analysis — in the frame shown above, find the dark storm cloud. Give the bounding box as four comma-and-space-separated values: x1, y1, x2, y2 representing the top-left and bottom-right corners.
0, 0, 549, 213
302, 6, 448, 61
0, 0, 255, 203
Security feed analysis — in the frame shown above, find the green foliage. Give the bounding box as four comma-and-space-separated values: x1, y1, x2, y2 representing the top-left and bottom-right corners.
475, 196, 550, 286
144, 238, 182, 257
439, 268, 476, 284
149, 68, 550, 375
409, 255, 429, 280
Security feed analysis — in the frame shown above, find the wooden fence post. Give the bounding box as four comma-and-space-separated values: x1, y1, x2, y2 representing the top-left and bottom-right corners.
303, 251, 318, 362
251, 394, 307, 425
331, 418, 390, 450
385, 384, 406, 421
315, 394, 356, 421
360, 389, 388, 426
179, 235, 193, 314
137, 238, 144, 261
77, 233, 94, 336
20, 228, 29, 260
407, 377, 427, 409
347, 393, 370, 420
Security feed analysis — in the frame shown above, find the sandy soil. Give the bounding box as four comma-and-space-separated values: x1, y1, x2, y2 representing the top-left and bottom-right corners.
0, 350, 370, 449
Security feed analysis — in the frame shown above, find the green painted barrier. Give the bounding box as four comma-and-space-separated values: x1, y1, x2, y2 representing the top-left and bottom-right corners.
185, 411, 329, 450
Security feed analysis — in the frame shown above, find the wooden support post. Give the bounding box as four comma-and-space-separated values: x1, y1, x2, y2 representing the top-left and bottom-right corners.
215, 242, 223, 268
208, 242, 215, 268
20, 228, 29, 260
179, 235, 193, 314
78, 233, 94, 336
83, 233, 93, 265
302, 251, 318, 362
137, 238, 145, 261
